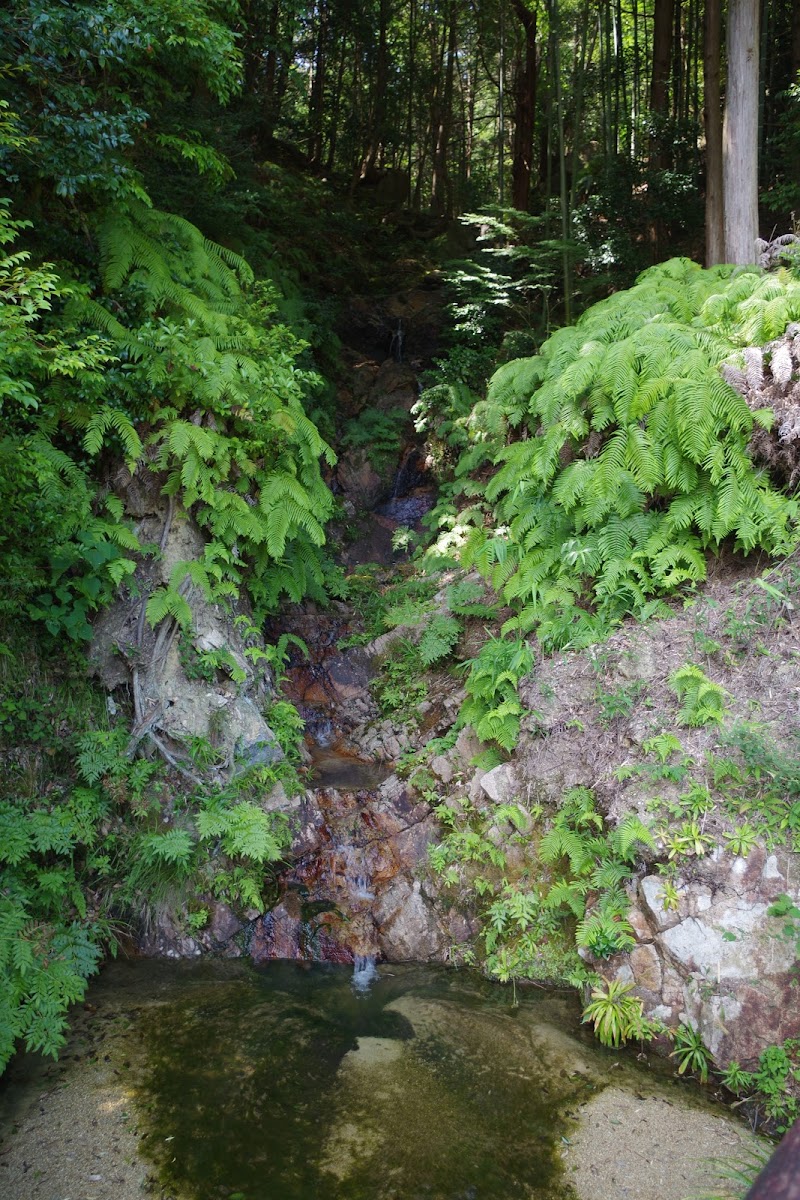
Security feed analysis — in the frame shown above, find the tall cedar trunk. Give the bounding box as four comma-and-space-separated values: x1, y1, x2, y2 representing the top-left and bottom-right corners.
549, 0, 571, 321
406, 0, 416, 191
325, 21, 349, 171
511, 0, 537, 211
704, 0, 724, 264
240, 0, 281, 149
362, 0, 390, 180
649, 0, 673, 165
615, 0, 630, 156
568, 0, 596, 216
670, 0, 682, 126
262, 0, 281, 138
308, 1, 328, 166
723, 0, 760, 263
431, 1, 457, 216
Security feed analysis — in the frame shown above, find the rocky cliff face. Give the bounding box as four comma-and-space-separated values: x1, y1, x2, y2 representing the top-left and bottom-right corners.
414, 555, 800, 1074
89, 473, 283, 784
108, 539, 800, 1077
622, 848, 799, 1066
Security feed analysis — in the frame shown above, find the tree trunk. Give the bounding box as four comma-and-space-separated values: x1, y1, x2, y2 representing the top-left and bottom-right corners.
308, 1, 329, 166
510, 0, 537, 211
704, 0, 724, 264
650, 0, 674, 112
723, 0, 760, 263
649, 0, 673, 166
362, 0, 391, 180
431, 1, 457, 217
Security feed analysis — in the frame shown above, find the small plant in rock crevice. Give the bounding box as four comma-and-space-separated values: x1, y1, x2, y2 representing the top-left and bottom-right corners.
372, 637, 429, 718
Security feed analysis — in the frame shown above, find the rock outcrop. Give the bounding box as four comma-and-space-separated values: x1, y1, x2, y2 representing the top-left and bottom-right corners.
617, 848, 800, 1066
90, 474, 282, 782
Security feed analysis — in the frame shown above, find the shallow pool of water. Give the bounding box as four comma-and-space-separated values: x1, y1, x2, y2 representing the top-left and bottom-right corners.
0, 959, 732, 1200
307, 746, 392, 790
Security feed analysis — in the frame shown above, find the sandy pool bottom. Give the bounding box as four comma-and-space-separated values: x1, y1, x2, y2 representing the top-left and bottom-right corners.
0, 964, 764, 1200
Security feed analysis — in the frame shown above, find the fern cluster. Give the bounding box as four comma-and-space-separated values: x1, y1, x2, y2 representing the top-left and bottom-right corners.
482, 787, 655, 980
71, 201, 336, 624
429, 782, 654, 986
448, 258, 800, 655
0, 774, 110, 1071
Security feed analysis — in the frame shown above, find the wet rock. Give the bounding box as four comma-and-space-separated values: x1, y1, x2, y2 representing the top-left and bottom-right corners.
208, 902, 243, 946
139, 910, 202, 960
337, 449, 385, 510
250, 899, 304, 961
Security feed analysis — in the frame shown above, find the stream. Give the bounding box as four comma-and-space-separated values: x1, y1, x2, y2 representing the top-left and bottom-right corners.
0, 957, 754, 1200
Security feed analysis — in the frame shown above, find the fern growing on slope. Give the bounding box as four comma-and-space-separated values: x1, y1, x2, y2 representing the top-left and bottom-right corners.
69, 201, 336, 621
451, 258, 799, 658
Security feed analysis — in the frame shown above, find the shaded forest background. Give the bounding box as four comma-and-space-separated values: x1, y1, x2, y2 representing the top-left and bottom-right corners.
2, 0, 800, 1074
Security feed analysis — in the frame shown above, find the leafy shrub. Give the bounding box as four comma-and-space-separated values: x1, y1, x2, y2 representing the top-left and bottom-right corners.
446, 259, 800, 655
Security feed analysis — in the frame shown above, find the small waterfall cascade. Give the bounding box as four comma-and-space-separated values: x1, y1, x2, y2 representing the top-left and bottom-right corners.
389, 318, 404, 362
333, 842, 375, 902
351, 953, 378, 991
251, 770, 388, 970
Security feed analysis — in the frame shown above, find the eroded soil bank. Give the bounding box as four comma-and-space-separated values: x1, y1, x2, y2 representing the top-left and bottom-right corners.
0, 959, 761, 1200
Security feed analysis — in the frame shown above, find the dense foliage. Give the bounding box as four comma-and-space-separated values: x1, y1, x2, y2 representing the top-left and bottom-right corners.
0, 1, 341, 1069
2, 0, 800, 1089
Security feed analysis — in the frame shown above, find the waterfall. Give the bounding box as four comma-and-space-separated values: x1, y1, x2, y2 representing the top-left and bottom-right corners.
389, 318, 403, 362
351, 954, 378, 992
335, 843, 375, 901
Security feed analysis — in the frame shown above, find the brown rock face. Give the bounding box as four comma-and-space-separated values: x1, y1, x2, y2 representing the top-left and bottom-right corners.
599, 853, 800, 1071
246, 769, 447, 967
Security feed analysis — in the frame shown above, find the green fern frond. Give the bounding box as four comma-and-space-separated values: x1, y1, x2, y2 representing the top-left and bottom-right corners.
82, 406, 142, 469
146, 586, 193, 630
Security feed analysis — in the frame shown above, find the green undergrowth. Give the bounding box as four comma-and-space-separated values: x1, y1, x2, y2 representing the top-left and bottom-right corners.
394, 545, 800, 1125
408, 258, 800, 756
436, 258, 800, 646
423, 781, 654, 985
0, 626, 304, 1074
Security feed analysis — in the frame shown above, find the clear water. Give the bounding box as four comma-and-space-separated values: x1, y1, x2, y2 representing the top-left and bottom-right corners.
132, 960, 594, 1199
85, 957, 692, 1200
4, 959, 720, 1200
308, 746, 392, 791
